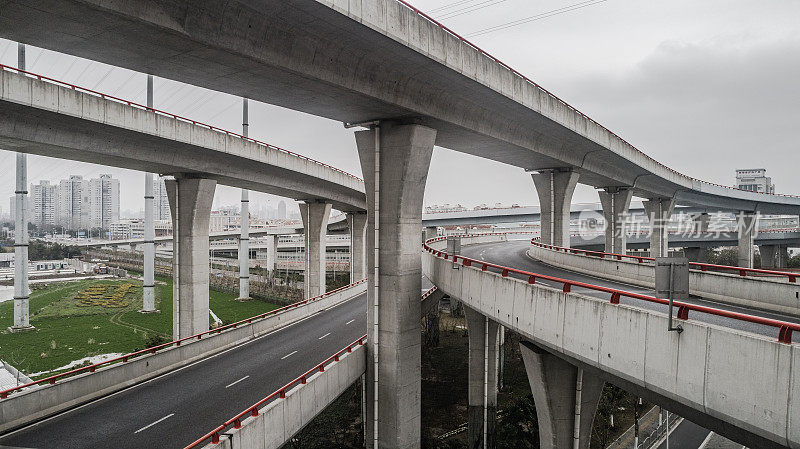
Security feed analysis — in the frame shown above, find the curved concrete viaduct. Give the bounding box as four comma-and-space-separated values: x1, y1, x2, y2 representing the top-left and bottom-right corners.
2, 0, 799, 215
3, 1, 800, 447
0, 68, 365, 212
424, 234, 800, 449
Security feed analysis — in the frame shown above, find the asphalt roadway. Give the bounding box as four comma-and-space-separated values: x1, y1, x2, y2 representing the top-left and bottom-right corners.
0, 294, 367, 449
3, 239, 783, 448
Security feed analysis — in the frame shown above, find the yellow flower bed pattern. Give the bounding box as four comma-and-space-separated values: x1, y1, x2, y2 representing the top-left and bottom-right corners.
75, 283, 137, 308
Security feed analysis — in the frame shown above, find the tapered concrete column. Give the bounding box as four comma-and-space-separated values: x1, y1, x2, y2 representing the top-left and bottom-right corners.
11, 43, 32, 332
465, 306, 499, 449
737, 212, 757, 268
684, 247, 707, 263
597, 188, 633, 254
347, 212, 367, 282
424, 226, 438, 241
530, 169, 580, 247
760, 245, 777, 269
643, 198, 675, 258
141, 172, 156, 312
776, 245, 789, 269
355, 123, 436, 449
238, 189, 250, 300
684, 213, 709, 263
693, 212, 710, 234
165, 176, 216, 340
520, 342, 604, 449
257, 235, 277, 273
300, 201, 331, 298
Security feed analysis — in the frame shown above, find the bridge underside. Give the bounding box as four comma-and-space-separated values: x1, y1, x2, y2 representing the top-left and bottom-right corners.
3, 0, 798, 213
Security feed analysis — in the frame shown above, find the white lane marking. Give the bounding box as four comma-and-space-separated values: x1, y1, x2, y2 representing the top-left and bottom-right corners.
346, 319, 355, 325
318, 333, 331, 340
134, 413, 174, 434
281, 350, 298, 360
225, 375, 250, 388
0, 296, 365, 440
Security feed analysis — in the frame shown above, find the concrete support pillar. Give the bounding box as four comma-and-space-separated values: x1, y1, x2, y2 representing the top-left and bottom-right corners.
238, 98, 250, 299
258, 235, 277, 273
597, 188, 633, 254
643, 198, 675, 258
693, 212, 710, 235
12, 153, 31, 330
141, 74, 156, 313
424, 226, 438, 242
165, 176, 216, 340
11, 43, 32, 332
238, 189, 250, 299
347, 212, 368, 282
520, 342, 604, 449
737, 212, 757, 268
465, 306, 499, 449
776, 245, 790, 269
300, 201, 331, 298
684, 247, 707, 263
760, 244, 777, 269
142, 172, 156, 312
530, 169, 580, 247
683, 213, 709, 263
355, 123, 436, 449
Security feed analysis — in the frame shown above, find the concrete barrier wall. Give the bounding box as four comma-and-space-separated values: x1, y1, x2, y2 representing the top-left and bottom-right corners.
205, 344, 366, 449
0, 283, 366, 432
424, 237, 799, 448
527, 244, 800, 317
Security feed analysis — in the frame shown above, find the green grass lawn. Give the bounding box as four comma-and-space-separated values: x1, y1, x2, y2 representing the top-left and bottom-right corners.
0, 275, 281, 378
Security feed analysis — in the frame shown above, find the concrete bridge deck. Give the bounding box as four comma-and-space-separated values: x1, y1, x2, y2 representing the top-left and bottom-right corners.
2, 0, 799, 214
0, 67, 365, 212
424, 235, 800, 448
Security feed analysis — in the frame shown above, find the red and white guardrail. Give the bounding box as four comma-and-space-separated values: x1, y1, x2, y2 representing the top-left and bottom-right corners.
0, 64, 363, 183
183, 334, 367, 448
530, 238, 797, 283
0, 279, 367, 400
424, 235, 799, 344
183, 286, 440, 448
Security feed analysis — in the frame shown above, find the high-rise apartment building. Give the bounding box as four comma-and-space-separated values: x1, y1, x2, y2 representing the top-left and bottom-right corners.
57, 175, 90, 230
277, 200, 287, 220
153, 176, 171, 221
88, 174, 120, 229
30, 180, 57, 227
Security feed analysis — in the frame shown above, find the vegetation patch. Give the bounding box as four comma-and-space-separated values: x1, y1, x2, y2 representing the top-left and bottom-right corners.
0, 275, 282, 379
75, 283, 137, 309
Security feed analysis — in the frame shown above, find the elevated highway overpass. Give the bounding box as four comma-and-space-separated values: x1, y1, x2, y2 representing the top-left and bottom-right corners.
2, 0, 800, 447
424, 234, 800, 449
2, 0, 800, 216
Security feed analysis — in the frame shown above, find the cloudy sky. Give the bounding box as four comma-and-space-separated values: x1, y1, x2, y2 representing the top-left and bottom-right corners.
1, 0, 798, 217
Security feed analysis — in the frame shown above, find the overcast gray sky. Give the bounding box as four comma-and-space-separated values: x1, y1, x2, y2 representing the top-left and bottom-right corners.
1, 0, 798, 216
